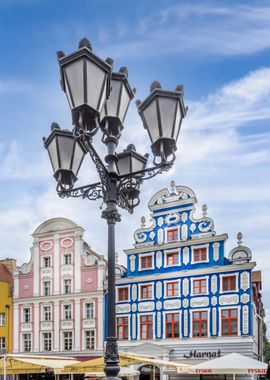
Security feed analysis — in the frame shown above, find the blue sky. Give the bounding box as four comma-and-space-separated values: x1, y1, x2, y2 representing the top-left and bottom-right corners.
0, 0, 270, 334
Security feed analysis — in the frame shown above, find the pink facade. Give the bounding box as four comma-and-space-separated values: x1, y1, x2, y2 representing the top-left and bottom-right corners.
13, 217, 106, 358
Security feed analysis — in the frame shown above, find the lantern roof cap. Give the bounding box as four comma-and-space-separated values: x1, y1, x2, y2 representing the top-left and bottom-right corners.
111, 71, 135, 99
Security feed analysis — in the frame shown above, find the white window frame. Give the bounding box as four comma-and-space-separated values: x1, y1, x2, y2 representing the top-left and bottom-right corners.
163, 310, 181, 339
22, 333, 32, 352
190, 308, 210, 338
43, 281, 51, 296
164, 226, 180, 243
116, 285, 130, 303
218, 305, 240, 337
85, 302, 94, 319
0, 337, 5, 349
23, 307, 31, 323
0, 313, 5, 326
191, 244, 209, 264
220, 273, 239, 293
191, 276, 209, 296
116, 314, 130, 341
43, 332, 52, 351
43, 256, 51, 268
139, 252, 154, 271
138, 282, 154, 301
164, 249, 181, 268
84, 330, 95, 350
63, 278, 72, 294
137, 312, 155, 340
63, 304, 72, 320
63, 331, 73, 351
63, 253, 72, 265
164, 279, 180, 298
43, 305, 51, 321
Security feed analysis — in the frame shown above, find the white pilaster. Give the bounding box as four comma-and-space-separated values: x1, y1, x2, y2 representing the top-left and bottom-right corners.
74, 232, 82, 293
13, 274, 19, 299
33, 239, 39, 297
54, 234, 60, 295
33, 303, 39, 352
74, 299, 81, 351
97, 259, 105, 291
13, 305, 19, 352
97, 297, 104, 350
54, 300, 60, 352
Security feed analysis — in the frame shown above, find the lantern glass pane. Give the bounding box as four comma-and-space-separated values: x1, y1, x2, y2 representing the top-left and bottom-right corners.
58, 135, 74, 170
159, 97, 177, 138
106, 79, 121, 117
86, 60, 107, 113
131, 156, 145, 173
143, 101, 159, 143
173, 102, 181, 140
119, 83, 130, 123
47, 138, 58, 173
64, 60, 84, 109
72, 142, 85, 175
117, 156, 131, 176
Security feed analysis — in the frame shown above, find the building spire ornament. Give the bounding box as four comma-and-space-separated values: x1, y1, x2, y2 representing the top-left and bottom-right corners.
141, 216, 146, 228
202, 204, 208, 217
237, 232, 243, 246
170, 180, 177, 195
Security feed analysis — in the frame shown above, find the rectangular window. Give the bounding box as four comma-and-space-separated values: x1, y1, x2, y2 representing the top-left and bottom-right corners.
23, 308, 31, 323
43, 306, 51, 321
166, 313, 180, 338
63, 331, 72, 351
222, 275, 237, 291
117, 317, 129, 341
0, 337, 5, 349
43, 332, 52, 351
118, 287, 129, 301
140, 315, 153, 340
43, 257, 51, 268
0, 313, 5, 326
192, 311, 208, 337
221, 309, 238, 336
193, 279, 207, 295
43, 281, 51, 296
85, 303, 94, 319
167, 228, 178, 242
140, 284, 152, 299
140, 255, 153, 269
64, 254, 72, 265
193, 247, 207, 262
64, 279, 72, 294
166, 281, 179, 297
166, 252, 179, 266
63, 304, 72, 320
85, 330, 95, 350
22, 333, 31, 352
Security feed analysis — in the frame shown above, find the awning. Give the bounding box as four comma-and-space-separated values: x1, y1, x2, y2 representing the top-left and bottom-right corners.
191, 353, 268, 375
0, 354, 79, 374
84, 368, 140, 378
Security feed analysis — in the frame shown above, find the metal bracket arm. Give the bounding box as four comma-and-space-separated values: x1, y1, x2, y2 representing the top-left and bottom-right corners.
57, 181, 105, 202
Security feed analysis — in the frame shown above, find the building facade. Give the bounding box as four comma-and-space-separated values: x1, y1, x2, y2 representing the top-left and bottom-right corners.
0, 261, 13, 354
114, 182, 263, 378
13, 217, 106, 358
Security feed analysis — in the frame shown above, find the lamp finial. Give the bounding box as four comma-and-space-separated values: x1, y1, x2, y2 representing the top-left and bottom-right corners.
78, 38, 92, 50
202, 204, 208, 217
237, 232, 243, 246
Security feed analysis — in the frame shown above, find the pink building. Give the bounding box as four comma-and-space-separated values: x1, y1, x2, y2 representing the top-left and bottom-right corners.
13, 217, 106, 358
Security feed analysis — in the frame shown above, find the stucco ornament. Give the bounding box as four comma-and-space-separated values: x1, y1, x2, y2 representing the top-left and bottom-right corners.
243, 305, 249, 334
157, 217, 163, 227
132, 303, 137, 312
219, 294, 239, 305
131, 284, 137, 301
156, 281, 162, 299
228, 233, 252, 264
20, 263, 32, 275
23, 284, 29, 290
40, 240, 53, 251
183, 247, 189, 265
213, 242, 220, 261
156, 251, 162, 269
130, 255, 136, 272
182, 298, 189, 308
190, 223, 196, 233
240, 271, 250, 291
211, 275, 217, 294
156, 301, 162, 310
241, 293, 250, 304
60, 237, 73, 248
116, 304, 130, 313
212, 307, 217, 335
182, 278, 189, 296
164, 299, 181, 309
84, 255, 96, 266
138, 302, 154, 312
211, 296, 217, 306
165, 213, 180, 225
190, 297, 209, 308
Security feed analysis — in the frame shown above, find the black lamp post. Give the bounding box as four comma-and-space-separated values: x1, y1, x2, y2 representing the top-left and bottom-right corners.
43, 38, 187, 380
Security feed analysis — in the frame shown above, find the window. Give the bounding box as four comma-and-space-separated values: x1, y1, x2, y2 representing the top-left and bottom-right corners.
193, 247, 207, 262
63, 304, 72, 320
221, 309, 238, 336
117, 317, 129, 341
166, 251, 179, 266
193, 279, 207, 295
167, 228, 178, 242
0, 337, 5, 349
43, 306, 51, 321
63, 331, 72, 350
85, 330, 95, 350
23, 308, 31, 323
140, 255, 153, 270
0, 313, 5, 326
166, 313, 180, 338
118, 287, 129, 301
140, 315, 153, 340
222, 275, 237, 291
140, 284, 152, 299
22, 334, 31, 352
64, 279, 72, 294
43, 332, 52, 351
43, 257, 51, 268
192, 311, 208, 337
166, 281, 179, 297
85, 303, 94, 319
64, 254, 72, 265
43, 281, 51, 296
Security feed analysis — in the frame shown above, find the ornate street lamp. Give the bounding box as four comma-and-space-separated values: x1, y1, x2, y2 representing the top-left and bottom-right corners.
43, 38, 187, 380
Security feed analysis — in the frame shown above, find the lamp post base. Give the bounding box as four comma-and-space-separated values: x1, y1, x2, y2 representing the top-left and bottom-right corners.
104, 337, 121, 380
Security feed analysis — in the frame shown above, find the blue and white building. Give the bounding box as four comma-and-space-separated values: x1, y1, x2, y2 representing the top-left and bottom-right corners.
113, 182, 263, 379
